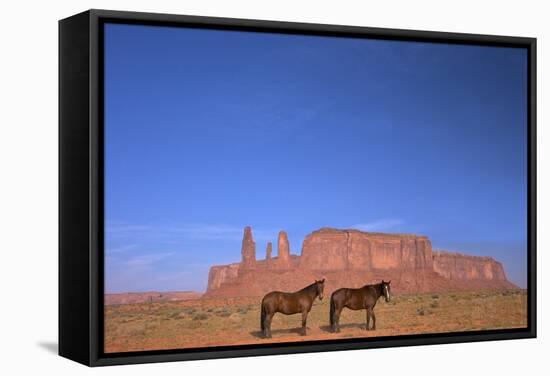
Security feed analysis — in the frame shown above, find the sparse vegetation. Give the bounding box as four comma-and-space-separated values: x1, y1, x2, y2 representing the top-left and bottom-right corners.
192, 313, 209, 321
104, 290, 528, 353
237, 307, 249, 314
215, 308, 232, 317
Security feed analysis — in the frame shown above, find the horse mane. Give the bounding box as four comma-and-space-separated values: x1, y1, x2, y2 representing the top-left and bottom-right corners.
299, 281, 320, 293
363, 282, 382, 288
363, 282, 383, 296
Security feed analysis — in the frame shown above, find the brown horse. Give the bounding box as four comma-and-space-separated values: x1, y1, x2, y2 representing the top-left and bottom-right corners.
329, 280, 391, 333
260, 279, 325, 338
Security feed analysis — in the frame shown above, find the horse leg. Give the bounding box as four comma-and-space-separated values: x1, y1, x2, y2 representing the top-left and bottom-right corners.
262, 311, 270, 338
265, 312, 274, 338
365, 308, 370, 330
301, 310, 308, 336
260, 299, 269, 338
371, 308, 376, 330
334, 307, 342, 333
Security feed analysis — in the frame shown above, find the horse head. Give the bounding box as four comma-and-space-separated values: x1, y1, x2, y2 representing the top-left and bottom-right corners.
381, 280, 391, 302
315, 279, 325, 301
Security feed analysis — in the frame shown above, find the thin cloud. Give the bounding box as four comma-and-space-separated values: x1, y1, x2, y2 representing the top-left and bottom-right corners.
163, 224, 244, 240
351, 219, 404, 232
106, 244, 138, 254
106, 224, 153, 233
122, 252, 175, 267
106, 222, 278, 242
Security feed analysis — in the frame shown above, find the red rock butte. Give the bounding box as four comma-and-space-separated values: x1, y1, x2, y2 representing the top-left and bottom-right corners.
205, 227, 517, 297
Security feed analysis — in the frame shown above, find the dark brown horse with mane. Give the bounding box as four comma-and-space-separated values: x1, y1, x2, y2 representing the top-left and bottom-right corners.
329, 280, 391, 332
260, 279, 325, 338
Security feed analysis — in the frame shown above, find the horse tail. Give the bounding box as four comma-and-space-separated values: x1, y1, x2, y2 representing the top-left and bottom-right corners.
329, 294, 336, 327
260, 301, 266, 332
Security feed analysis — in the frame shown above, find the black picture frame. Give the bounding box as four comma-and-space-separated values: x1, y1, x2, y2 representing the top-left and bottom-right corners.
59, 9, 537, 367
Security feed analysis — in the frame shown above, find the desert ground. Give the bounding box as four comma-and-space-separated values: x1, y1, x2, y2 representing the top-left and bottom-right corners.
104, 289, 527, 353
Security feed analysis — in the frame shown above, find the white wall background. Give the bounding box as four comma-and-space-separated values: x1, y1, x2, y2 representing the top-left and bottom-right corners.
0, 0, 547, 374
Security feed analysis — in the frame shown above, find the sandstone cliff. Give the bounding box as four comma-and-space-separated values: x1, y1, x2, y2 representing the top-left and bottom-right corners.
204, 227, 517, 297
239, 226, 256, 272
265, 242, 272, 261
274, 231, 291, 270
433, 251, 507, 282
299, 228, 433, 271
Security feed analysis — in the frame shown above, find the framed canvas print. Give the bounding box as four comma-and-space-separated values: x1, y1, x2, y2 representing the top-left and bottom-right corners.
59, 9, 536, 366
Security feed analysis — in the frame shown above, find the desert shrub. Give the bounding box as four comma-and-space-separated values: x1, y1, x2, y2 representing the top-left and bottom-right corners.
187, 320, 201, 329
183, 307, 196, 314
229, 313, 242, 323
206, 308, 214, 312
431, 294, 439, 299
128, 326, 146, 336
192, 313, 209, 321
417, 308, 425, 316
216, 308, 232, 317
430, 301, 439, 309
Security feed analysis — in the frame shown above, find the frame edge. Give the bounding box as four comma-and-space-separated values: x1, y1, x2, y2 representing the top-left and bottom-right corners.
59, 10, 93, 366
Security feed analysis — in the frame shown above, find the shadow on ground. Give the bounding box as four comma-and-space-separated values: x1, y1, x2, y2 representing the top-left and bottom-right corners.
319, 323, 367, 333
250, 327, 310, 338
37, 342, 58, 354
249, 323, 370, 338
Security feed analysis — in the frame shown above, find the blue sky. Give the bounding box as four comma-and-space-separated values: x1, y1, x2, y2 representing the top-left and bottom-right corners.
104, 23, 528, 293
